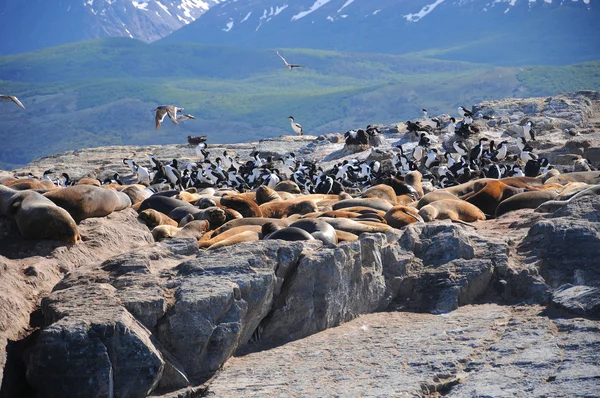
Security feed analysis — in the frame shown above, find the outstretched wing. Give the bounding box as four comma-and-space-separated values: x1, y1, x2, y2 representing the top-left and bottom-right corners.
1, 95, 25, 109
276, 51, 290, 67
155, 108, 168, 129
289, 64, 306, 69
166, 106, 179, 125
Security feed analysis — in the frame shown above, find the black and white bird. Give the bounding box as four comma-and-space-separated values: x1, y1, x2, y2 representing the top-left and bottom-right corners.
516, 137, 534, 153
288, 116, 303, 136
421, 108, 441, 129
276, 51, 306, 70
453, 140, 469, 158
469, 138, 489, 161
424, 148, 440, 169
446, 117, 456, 135
1, 94, 25, 109
519, 150, 538, 163
458, 106, 473, 118
315, 174, 334, 194
187, 135, 207, 145
177, 114, 196, 122
164, 164, 182, 189
155, 105, 183, 129
133, 162, 150, 184
487, 140, 509, 162
522, 120, 535, 141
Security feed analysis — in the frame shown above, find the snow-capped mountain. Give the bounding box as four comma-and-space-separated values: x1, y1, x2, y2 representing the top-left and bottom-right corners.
162, 0, 599, 65
0, 0, 225, 55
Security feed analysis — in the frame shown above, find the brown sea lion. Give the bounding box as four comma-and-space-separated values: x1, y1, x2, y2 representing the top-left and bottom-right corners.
220, 194, 262, 218
211, 217, 291, 236
495, 190, 559, 217
0, 186, 80, 244
384, 205, 423, 229
361, 184, 398, 205
137, 195, 192, 216
545, 171, 600, 186
259, 200, 317, 219
43, 185, 125, 223
198, 225, 263, 248
151, 225, 180, 241
176, 191, 202, 203
256, 185, 282, 205
443, 179, 494, 197
332, 198, 393, 212
334, 229, 359, 242
121, 185, 151, 205
535, 185, 600, 213
76, 177, 101, 187
5, 178, 51, 191
207, 230, 261, 250
463, 180, 523, 216
419, 199, 486, 222
274, 180, 301, 194
317, 217, 391, 235
405, 171, 424, 199
499, 176, 544, 188
416, 190, 459, 209
138, 209, 179, 229
175, 220, 209, 240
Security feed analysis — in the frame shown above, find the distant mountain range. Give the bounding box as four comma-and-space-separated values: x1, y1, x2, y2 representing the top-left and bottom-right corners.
0, 0, 224, 54
1, 0, 598, 65
162, 0, 600, 65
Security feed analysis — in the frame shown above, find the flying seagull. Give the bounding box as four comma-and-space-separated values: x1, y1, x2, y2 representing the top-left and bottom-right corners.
288, 116, 303, 135
1, 95, 25, 109
155, 105, 183, 129
177, 113, 196, 122
276, 51, 306, 70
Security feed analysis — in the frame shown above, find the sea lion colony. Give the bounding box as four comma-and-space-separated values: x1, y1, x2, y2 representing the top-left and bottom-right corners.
1, 106, 599, 249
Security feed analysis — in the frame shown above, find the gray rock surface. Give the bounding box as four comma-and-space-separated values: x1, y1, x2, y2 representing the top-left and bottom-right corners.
207, 305, 600, 397
551, 284, 600, 318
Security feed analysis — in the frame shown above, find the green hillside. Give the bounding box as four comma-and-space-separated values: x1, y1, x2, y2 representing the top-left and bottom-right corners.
1, 38, 599, 169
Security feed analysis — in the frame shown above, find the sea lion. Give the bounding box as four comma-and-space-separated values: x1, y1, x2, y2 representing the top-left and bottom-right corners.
259, 200, 317, 219
384, 205, 423, 229
151, 225, 180, 241
121, 185, 151, 205
0, 186, 80, 243
137, 195, 193, 216
256, 185, 283, 205
198, 225, 263, 248
274, 180, 301, 194
207, 230, 261, 250
545, 171, 600, 186
174, 220, 209, 240
416, 190, 459, 209
211, 217, 292, 236
168, 206, 227, 229
176, 191, 202, 203
5, 178, 54, 191
495, 190, 559, 217
334, 229, 359, 242
499, 176, 544, 188
197, 197, 218, 209
317, 217, 391, 235
554, 182, 591, 200
444, 179, 494, 197
463, 180, 523, 216
220, 194, 263, 218
361, 184, 398, 205
535, 185, 600, 213
277, 191, 296, 201
262, 222, 316, 242
288, 219, 338, 245
405, 171, 425, 199
332, 198, 393, 212
418, 199, 486, 222
76, 177, 101, 187
384, 176, 420, 199
112, 190, 132, 210
138, 209, 179, 229
43, 185, 126, 223
315, 210, 363, 219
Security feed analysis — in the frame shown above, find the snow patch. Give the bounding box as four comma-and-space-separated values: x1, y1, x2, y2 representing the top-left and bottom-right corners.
132, 1, 148, 10
291, 0, 332, 21
222, 19, 234, 31
338, 0, 355, 13
403, 0, 445, 22
241, 11, 252, 22
155, 1, 172, 16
